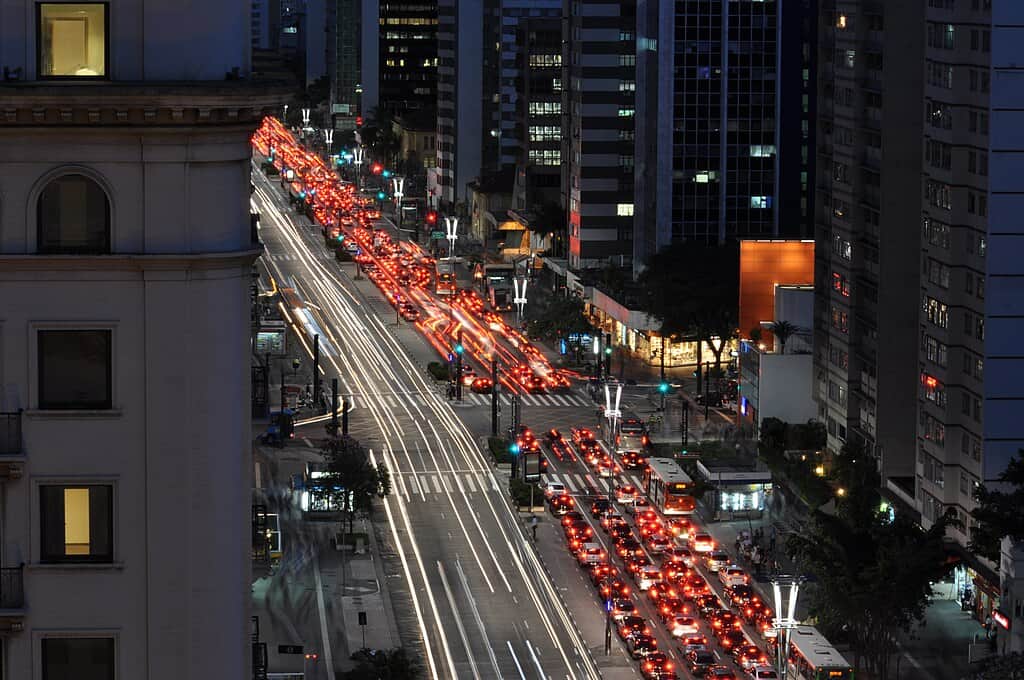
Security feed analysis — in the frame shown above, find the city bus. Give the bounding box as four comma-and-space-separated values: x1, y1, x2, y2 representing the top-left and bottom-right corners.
616, 415, 650, 469
435, 260, 456, 296
787, 625, 854, 680
642, 458, 696, 515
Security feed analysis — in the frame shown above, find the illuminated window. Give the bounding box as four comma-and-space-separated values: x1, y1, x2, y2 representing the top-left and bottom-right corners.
617, 203, 634, 217
37, 174, 111, 253
40, 484, 113, 563
38, 3, 108, 77
750, 196, 772, 209
749, 145, 776, 158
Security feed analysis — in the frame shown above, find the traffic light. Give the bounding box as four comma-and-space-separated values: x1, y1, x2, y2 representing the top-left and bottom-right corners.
371, 162, 383, 175
659, 382, 670, 394
604, 346, 612, 356
509, 442, 520, 455
377, 191, 386, 200
356, 116, 363, 127
455, 343, 464, 355
426, 210, 438, 224
382, 169, 391, 178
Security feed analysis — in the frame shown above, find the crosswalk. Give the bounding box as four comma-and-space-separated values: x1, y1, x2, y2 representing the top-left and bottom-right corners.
392, 469, 501, 499
336, 390, 594, 412
542, 472, 645, 497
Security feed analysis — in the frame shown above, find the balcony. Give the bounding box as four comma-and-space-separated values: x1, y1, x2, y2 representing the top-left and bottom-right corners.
0, 413, 23, 480
0, 567, 25, 631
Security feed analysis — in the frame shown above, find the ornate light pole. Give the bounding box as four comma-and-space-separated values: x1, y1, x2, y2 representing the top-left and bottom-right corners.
771, 575, 804, 680
392, 176, 405, 231
353, 146, 364, 191
513, 276, 528, 326
301, 108, 311, 128
444, 216, 459, 325
323, 128, 334, 156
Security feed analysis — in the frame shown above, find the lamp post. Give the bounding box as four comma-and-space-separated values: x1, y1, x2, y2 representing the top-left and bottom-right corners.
604, 383, 623, 445
324, 128, 334, 157
392, 176, 405, 232
301, 108, 311, 128
444, 216, 459, 326
771, 576, 804, 680
282, 104, 288, 123
513, 276, 528, 326
353, 146, 364, 191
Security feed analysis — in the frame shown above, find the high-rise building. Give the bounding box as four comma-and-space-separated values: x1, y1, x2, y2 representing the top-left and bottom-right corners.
634, 0, 814, 270
0, 1, 288, 676
333, 0, 363, 133
562, 0, 637, 270
429, 0, 501, 210
378, 1, 439, 117
812, 1, 924, 485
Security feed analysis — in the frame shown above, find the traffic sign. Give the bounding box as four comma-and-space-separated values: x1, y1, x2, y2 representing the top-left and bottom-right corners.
430, 230, 445, 240
279, 644, 304, 654
358, 611, 367, 626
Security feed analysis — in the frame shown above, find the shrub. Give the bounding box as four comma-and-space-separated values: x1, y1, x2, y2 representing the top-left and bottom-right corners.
487, 437, 515, 465
509, 478, 542, 508
427, 362, 450, 381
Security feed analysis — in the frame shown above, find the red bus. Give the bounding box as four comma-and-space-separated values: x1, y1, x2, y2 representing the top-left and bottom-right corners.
643, 458, 696, 515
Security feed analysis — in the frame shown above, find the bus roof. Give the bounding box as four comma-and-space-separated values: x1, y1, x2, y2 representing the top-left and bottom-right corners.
646, 457, 693, 485
789, 626, 852, 669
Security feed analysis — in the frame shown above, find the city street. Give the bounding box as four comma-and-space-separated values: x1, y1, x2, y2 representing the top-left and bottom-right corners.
252, 167, 603, 679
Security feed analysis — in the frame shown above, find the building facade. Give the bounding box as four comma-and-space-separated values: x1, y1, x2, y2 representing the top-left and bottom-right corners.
0, 1, 287, 677
562, 0, 637, 270
378, 0, 438, 117
812, 0, 923, 487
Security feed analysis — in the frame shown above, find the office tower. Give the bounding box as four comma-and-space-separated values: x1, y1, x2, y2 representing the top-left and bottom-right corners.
562, 0, 637, 270
0, 1, 288, 676
427, 0, 501, 209
334, 0, 363, 132
634, 0, 813, 273
812, 2, 923, 484
378, 1, 439, 117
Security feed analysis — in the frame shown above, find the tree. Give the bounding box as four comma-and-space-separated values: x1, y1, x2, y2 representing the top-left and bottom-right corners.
321, 436, 392, 537
525, 295, 593, 361
637, 241, 740, 382
360, 107, 401, 167
767, 320, 802, 354
787, 444, 953, 679
970, 449, 1024, 563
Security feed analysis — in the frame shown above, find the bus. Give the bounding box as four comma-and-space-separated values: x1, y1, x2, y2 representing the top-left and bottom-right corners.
599, 411, 649, 469
435, 260, 456, 296
786, 625, 854, 680
642, 458, 696, 515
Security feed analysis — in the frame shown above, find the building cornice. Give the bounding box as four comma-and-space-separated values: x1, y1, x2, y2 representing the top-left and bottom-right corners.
0, 249, 262, 273
0, 80, 293, 127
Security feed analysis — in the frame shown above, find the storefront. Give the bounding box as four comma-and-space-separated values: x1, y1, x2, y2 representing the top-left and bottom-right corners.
696, 461, 773, 521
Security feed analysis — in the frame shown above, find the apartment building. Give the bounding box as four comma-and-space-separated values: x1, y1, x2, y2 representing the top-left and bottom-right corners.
812, 1, 924, 485
0, 1, 287, 677
562, 0, 637, 270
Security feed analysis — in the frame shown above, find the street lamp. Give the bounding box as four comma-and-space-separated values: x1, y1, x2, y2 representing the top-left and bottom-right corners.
282, 104, 288, 123
513, 276, 528, 326
444, 216, 459, 325
392, 176, 405, 231
770, 575, 804, 680
301, 108, 311, 129
324, 128, 334, 156
604, 383, 623, 443
353, 146, 364, 191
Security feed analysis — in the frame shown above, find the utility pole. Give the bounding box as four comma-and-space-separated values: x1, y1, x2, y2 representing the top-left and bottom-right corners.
342, 397, 349, 436
312, 334, 320, 411
329, 378, 339, 437
490, 357, 499, 436
280, 364, 286, 412
682, 399, 690, 450
456, 329, 463, 401
704, 361, 710, 420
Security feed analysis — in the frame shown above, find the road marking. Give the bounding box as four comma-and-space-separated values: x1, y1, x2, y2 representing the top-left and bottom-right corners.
551, 395, 569, 406
454, 474, 465, 493
585, 474, 598, 492
455, 559, 505, 679
506, 641, 527, 680
437, 561, 483, 680
443, 476, 453, 492
431, 475, 442, 494
562, 474, 577, 492
465, 474, 477, 493
525, 640, 545, 679
573, 474, 587, 492
387, 395, 399, 407
313, 554, 337, 680
629, 474, 643, 488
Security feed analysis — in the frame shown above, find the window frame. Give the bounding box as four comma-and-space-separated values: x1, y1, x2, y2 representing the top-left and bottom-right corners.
39, 633, 118, 680
36, 2, 111, 81
35, 172, 112, 254
38, 481, 116, 565
34, 325, 115, 411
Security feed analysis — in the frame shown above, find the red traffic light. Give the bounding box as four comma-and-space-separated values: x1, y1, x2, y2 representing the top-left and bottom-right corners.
426, 210, 437, 224
356, 116, 363, 127
371, 163, 383, 175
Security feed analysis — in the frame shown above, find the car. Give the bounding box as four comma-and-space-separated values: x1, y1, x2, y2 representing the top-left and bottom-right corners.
695, 594, 724, 617
398, 303, 420, 321
627, 633, 659, 659
600, 511, 626, 530
608, 524, 633, 541
543, 428, 562, 444
656, 597, 688, 622
703, 666, 738, 680
625, 554, 653, 575
543, 481, 566, 498
677, 574, 710, 601
663, 546, 695, 567
598, 576, 631, 600
686, 649, 717, 675
587, 562, 618, 586
560, 510, 584, 526
596, 458, 620, 478
590, 498, 613, 518
610, 598, 636, 622
690, 532, 715, 553
646, 533, 672, 554
637, 565, 663, 591
526, 375, 547, 393
716, 628, 747, 651
548, 494, 575, 515
667, 517, 693, 538
705, 549, 730, 572
614, 537, 642, 559
614, 484, 638, 504
565, 522, 594, 546
638, 519, 663, 539
668, 615, 700, 638
732, 644, 769, 670
616, 615, 650, 641
626, 497, 652, 514
709, 609, 741, 632
640, 652, 675, 679
576, 543, 606, 566
679, 633, 709, 654
470, 377, 493, 393
747, 666, 779, 679
719, 565, 749, 587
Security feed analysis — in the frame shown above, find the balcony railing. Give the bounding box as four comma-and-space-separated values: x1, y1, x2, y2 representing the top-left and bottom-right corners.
0, 412, 21, 456
0, 567, 24, 610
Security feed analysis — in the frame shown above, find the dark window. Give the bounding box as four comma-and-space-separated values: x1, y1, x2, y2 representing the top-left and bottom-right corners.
42, 637, 115, 680
37, 175, 111, 254
38, 330, 112, 410
40, 485, 113, 564
37, 3, 109, 78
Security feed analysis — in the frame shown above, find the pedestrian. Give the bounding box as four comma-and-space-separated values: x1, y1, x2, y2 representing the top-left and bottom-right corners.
735, 535, 742, 555
531, 515, 539, 542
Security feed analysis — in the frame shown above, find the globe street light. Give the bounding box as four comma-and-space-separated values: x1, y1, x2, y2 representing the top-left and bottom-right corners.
392, 176, 405, 232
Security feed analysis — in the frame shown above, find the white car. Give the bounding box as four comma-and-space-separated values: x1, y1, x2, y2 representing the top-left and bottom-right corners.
543, 481, 566, 498
669, 615, 700, 638
636, 566, 663, 591
576, 543, 605, 566
719, 565, 749, 588
748, 665, 779, 679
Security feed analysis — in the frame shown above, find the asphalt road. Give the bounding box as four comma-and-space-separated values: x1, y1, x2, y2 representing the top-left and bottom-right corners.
253, 167, 603, 680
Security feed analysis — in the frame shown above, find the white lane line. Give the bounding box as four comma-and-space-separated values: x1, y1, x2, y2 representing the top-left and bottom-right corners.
507, 641, 527, 680
437, 561, 483, 680
431, 475, 442, 494
597, 478, 611, 492
454, 474, 465, 493
465, 474, 478, 493
490, 475, 500, 491
525, 640, 545, 679
395, 473, 409, 500
455, 559, 505, 679
388, 395, 399, 408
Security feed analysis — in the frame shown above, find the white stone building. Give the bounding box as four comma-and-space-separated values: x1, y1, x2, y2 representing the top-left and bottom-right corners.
0, 1, 288, 678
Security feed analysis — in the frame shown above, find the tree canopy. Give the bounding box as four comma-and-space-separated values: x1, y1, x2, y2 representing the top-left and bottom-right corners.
525, 294, 593, 343
320, 435, 391, 535
970, 448, 1024, 563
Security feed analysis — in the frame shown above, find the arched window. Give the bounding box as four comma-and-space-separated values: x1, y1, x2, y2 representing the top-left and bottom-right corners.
37, 174, 110, 254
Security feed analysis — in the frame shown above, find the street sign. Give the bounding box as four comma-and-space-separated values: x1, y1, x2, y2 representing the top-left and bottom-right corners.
358, 611, 367, 626
430, 230, 445, 240
278, 644, 304, 654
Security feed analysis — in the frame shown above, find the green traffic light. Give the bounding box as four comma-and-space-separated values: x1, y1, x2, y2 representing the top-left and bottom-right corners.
509, 443, 520, 455
455, 344, 464, 354
382, 169, 391, 178
377, 191, 386, 200
604, 347, 612, 355
659, 382, 669, 393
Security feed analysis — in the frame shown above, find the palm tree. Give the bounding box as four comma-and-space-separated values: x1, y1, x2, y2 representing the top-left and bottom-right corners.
768, 320, 803, 354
